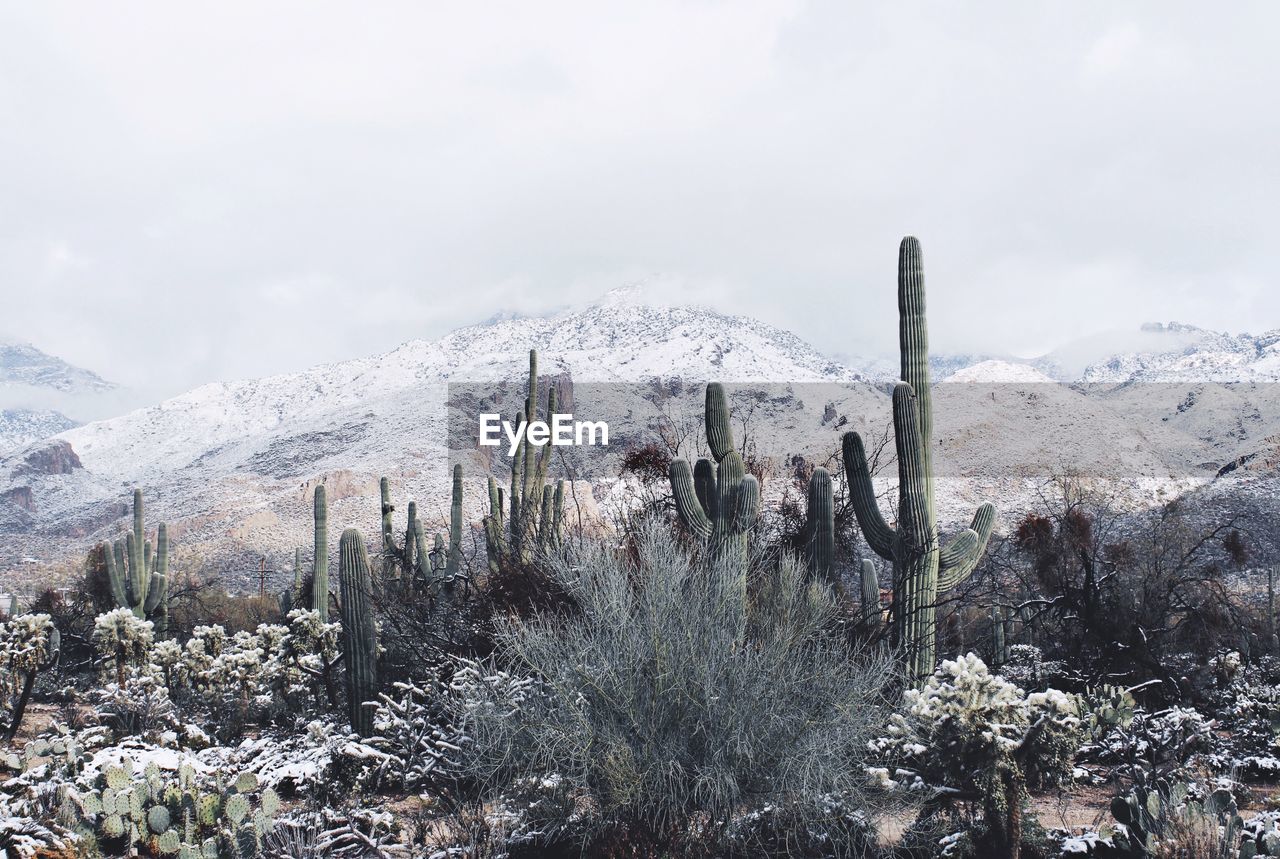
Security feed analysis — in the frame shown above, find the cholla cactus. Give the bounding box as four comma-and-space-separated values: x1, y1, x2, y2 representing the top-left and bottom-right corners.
93, 608, 154, 686
0, 613, 59, 741
872, 653, 1083, 794
276, 609, 342, 712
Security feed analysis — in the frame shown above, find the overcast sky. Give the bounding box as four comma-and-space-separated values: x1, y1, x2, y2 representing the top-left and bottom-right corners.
2, 2, 1277, 408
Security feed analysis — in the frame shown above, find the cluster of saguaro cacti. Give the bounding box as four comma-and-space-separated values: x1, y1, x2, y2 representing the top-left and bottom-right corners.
379, 465, 464, 593
484, 349, 566, 569
842, 237, 997, 683
668, 383, 760, 565
339, 528, 379, 736
69, 759, 278, 858
102, 488, 170, 635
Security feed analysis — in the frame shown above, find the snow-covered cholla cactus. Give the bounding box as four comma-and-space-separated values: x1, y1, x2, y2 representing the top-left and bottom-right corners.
872, 653, 1083, 795
67, 758, 279, 858
0, 613, 59, 741
93, 608, 154, 687
102, 487, 170, 634
842, 238, 996, 683
275, 609, 342, 712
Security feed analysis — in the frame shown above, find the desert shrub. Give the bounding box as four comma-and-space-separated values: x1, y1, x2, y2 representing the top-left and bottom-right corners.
460, 523, 899, 856
94, 673, 177, 739
361, 678, 468, 793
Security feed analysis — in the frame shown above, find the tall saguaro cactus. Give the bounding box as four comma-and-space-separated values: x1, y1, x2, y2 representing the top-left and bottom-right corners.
102, 488, 169, 634
842, 237, 996, 682
484, 349, 566, 568
806, 467, 836, 583
668, 383, 760, 564
338, 529, 379, 736
312, 486, 329, 621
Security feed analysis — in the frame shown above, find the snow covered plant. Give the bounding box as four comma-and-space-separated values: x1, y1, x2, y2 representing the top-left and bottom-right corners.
0, 612, 59, 741
362, 678, 468, 792
464, 522, 900, 856
271, 609, 342, 714
93, 607, 153, 686
94, 673, 177, 739
871, 653, 1084, 795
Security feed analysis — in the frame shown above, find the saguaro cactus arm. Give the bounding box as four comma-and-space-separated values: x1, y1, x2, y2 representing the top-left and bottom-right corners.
670, 459, 714, 539
704, 383, 734, 462
938, 503, 996, 590
841, 432, 897, 560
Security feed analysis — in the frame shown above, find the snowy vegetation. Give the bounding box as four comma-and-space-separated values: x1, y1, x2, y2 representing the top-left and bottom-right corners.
6, 243, 1280, 857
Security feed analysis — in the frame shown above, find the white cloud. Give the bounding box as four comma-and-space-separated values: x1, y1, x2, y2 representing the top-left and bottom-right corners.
2, 1, 1278, 407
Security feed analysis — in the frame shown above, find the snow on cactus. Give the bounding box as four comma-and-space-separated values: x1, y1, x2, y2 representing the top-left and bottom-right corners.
0, 613, 59, 741
870, 652, 1084, 793
93, 608, 153, 686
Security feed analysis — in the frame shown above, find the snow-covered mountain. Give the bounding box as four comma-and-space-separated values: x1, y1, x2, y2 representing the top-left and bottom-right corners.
1, 295, 1277, 591
0, 341, 113, 395
0, 341, 115, 454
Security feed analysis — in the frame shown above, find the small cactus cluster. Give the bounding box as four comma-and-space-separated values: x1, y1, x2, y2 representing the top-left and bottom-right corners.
339, 529, 379, 736
1105, 779, 1262, 857
484, 349, 566, 568
668, 382, 760, 566
1, 722, 84, 775
101, 488, 170, 635
379, 465, 464, 594
68, 759, 278, 858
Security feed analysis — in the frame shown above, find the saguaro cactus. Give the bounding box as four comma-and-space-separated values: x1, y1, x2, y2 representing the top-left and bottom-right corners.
380, 466, 464, 592
842, 238, 996, 682
102, 489, 169, 634
668, 383, 760, 564
484, 349, 566, 568
313, 486, 329, 621
806, 467, 836, 583
860, 559, 882, 628
992, 604, 1009, 666
338, 529, 379, 736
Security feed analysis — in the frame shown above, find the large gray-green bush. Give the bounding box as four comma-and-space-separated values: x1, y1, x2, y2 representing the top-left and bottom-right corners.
458, 522, 902, 855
